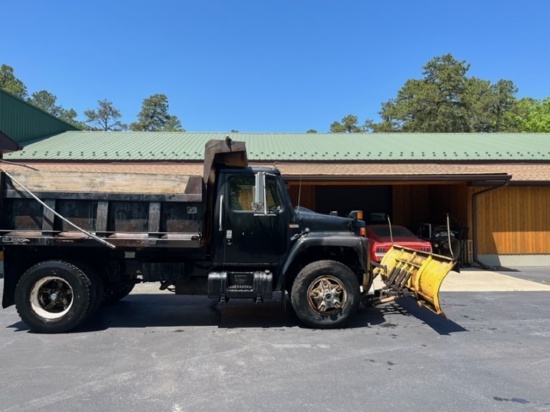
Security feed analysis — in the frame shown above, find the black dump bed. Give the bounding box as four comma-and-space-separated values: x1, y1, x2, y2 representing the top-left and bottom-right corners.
0, 169, 205, 249
0, 138, 249, 250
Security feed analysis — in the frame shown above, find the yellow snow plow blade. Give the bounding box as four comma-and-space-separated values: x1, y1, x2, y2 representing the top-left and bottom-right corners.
374, 245, 455, 317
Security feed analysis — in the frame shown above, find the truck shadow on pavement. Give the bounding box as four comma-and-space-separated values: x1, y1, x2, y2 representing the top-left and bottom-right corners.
371, 298, 468, 335
75, 294, 391, 332
9, 293, 466, 334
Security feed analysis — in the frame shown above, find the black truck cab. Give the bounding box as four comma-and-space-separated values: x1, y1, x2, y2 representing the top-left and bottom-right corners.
213, 167, 293, 268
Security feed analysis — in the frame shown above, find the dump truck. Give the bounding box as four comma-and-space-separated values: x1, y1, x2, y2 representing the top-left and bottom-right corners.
0, 139, 455, 333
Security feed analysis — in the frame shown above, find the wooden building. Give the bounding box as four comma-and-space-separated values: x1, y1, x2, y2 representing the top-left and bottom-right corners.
2, 88, 550, 267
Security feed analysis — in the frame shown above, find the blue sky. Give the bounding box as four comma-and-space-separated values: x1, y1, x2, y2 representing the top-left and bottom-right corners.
2, 0, 549, 132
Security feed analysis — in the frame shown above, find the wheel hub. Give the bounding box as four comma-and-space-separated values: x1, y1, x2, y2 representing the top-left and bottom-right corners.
307, 275, 347, 314
30, 276, 74, 320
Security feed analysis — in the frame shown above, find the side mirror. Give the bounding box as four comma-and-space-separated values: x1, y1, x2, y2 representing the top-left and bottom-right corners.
252, 172, 267, 213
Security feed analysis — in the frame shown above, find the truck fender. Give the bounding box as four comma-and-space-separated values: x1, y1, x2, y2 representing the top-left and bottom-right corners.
277, 232, 368, 291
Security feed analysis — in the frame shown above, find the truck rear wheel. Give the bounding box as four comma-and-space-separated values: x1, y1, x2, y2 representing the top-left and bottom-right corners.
291, 260, 360, 329
82, 264, 104, 316
14, 261, 92, 333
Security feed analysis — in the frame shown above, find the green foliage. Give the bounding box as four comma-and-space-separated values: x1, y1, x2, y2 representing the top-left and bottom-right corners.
330, 114, 363, 133
28, 90, 62, 115
27, 90, 85, 129
488, 79, 520, 132
363, 118, 393, 133
84, 99, 127, 131
59, 108, 88, 130
369, 54, 519, 133
129, 94, 184, 131
0, 64, 28, 98
514, 97, 550, 132
163, 115, 184, 132
2, 63, 190, 131
6, 61, 549, 136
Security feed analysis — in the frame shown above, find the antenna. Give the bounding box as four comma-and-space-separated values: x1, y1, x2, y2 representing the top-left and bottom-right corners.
446, 213, 454, 260
387, 214, 393, 244
296, 170, 302, 210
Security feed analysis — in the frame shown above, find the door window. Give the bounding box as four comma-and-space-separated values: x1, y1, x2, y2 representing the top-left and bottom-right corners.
229, 175, 282, 212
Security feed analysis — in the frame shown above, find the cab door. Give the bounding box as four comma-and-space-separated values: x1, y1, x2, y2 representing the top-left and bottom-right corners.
215, 172, 289, 267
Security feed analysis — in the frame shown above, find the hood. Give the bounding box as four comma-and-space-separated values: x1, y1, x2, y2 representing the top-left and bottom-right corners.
295, 207, 357, 234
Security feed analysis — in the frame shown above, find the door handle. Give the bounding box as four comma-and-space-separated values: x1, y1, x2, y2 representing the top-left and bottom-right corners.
219, 195, 224, 231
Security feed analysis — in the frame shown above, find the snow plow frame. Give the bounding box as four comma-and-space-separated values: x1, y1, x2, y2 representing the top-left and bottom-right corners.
371, 245, 455, 317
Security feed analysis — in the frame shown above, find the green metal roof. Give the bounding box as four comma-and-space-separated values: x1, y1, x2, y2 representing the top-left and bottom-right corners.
5, 131, 550, 162
0, 89, 79, 144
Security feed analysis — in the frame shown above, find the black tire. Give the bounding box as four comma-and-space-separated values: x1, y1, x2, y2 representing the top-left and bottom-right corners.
81, 264, 104, 317
103, 281, 135, 304
291, 260, 360, 329
14, 260, 92, 333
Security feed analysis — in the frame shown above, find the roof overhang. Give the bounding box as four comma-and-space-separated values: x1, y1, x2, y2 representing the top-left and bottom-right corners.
0, 131, 22, 154
270, 162, 514, 184
281, 172, 512, 183
0, 159, 534, 186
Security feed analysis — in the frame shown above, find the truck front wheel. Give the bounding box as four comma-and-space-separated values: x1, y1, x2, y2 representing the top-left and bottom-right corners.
291, 260, 360, 328
14, 261, 92, 333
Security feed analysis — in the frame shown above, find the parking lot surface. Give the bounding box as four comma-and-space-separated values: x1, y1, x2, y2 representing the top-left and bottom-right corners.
1, 268, 550, 412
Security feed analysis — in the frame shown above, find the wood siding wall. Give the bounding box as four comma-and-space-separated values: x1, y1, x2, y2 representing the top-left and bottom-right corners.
392, 184, 468, 228
287, 184, 316, 211
392, 186, 429, 225
473, 185, 550, 254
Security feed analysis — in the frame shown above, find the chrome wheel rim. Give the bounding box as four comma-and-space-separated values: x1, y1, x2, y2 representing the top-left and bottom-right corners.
30, 276, 74, 319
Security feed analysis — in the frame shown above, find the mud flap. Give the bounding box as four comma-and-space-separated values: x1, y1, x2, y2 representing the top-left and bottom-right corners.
373, 246, 455, 317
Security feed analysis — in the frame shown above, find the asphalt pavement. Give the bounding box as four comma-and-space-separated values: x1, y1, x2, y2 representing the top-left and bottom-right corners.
1, 268, 550, 412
